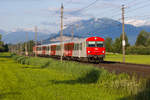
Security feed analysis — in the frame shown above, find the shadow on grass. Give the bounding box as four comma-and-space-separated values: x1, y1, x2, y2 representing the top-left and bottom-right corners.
23, 62, 50, 69
120, 78, 150, 100
50, 69, 100, 84
0, 92, 21, 99
0, 55, 12, 58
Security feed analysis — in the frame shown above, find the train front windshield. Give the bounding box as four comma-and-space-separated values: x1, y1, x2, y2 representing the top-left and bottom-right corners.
87, 41, 104, 47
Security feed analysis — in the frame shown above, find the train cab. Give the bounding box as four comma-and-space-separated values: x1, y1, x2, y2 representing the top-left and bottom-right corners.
86, 37, 105, 61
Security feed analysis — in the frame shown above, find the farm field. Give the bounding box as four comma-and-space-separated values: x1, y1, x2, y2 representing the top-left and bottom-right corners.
0, 53, 149, 100
105, 54, 150, 65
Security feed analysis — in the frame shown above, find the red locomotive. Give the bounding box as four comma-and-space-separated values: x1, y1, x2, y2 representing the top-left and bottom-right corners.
33, 37, 105, 62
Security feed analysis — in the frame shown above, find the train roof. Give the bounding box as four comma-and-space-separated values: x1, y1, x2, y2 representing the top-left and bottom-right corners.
36, 36, 104, 47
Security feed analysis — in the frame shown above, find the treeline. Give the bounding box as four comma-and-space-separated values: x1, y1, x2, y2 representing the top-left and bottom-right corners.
105, 30, 150, 55
0, 34, 8, 52
9, 40, 35, 56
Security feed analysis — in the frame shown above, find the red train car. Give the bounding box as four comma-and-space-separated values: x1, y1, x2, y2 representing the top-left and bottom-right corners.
33, 37, 105, 62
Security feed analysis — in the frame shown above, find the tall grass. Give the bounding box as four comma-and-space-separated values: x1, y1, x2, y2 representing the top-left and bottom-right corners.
0, 53, 149, 100
105, 54, 150, 65
13, 55, 143, 93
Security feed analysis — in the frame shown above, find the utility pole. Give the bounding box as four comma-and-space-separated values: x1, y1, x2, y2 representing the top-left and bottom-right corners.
20, 43, 22, 55
35, 26, 37, 57
19, 42, 22, 55
25, 32, 28, 56
71, 26, 74, 40
41, 40, 43, 45
60, 3, 64, 62
17, 43, 19, 54
122, 5, 125, 63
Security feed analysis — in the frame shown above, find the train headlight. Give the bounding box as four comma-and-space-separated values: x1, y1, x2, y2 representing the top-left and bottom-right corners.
102, 51, 105, 53
88, 51, 91, 53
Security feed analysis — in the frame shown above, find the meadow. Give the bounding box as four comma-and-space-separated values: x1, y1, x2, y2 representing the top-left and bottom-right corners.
0, 53, 149, 100
105, 54, 150, 65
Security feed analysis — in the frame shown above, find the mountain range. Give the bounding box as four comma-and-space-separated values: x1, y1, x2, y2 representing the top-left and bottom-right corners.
1, 18, 150, 44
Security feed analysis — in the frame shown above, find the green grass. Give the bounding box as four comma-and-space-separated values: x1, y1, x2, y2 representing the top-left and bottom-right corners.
0, 53, 149, 100
105, 54, 150, 65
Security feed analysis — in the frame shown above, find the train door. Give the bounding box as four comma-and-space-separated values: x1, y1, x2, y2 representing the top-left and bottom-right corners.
80, 41, 87, 57
50, 45, 56, 56
42, 46, 46, 55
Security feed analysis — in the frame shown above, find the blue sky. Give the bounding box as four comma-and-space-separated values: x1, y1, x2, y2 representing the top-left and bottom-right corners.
0, 0, 150, 33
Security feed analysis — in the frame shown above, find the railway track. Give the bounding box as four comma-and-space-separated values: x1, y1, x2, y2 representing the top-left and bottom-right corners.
42, 56, 150, 78
61, 58, 150, 78
89, 61, 150, 78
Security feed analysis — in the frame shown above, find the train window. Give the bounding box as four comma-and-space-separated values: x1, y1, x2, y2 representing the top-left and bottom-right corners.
74, 44, 76, 50
87, 41, 96, 47
80, 43, 82, 50
56, 45, 61, 50
65, 44, 68, 50
73, 44, 75, 50
74, 43, 79, 50
77, 44, 79, 50
87, 41, 104, 47
51, 46, 56, 51
69, 44, 74, 50
46, 46, 49, 51
39, 47, 41, 51
96, 41, 104, 47
42, 47, 46, 51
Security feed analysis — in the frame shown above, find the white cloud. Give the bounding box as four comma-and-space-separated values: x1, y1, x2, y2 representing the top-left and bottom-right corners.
125, 19, 150, 26
64, 15, 86, 24
10, 27, 53, 34
55, 0, 83, 4
11, 27, 35, 32
48, 7, 83, 16
48, 7, 89, 24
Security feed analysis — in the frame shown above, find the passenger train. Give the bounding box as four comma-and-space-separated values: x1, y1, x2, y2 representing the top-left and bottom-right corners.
33, 37, 105, 62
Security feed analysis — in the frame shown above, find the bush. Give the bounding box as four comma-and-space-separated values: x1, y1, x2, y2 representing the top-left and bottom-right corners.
126, 46, 150, 55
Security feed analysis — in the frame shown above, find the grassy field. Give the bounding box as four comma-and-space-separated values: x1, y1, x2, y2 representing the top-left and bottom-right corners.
105, 54, 150, 65
0, 53, 149, 100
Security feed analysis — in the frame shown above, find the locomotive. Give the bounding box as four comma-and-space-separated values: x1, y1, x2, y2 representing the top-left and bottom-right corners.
33, 37, 105, 62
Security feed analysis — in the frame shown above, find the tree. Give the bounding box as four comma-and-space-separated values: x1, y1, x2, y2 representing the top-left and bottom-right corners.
0, 34, 9, 52
112, 33, 130, 53
104, 37, 113, 52
113, 37, 121, 53
0, 34, 1, 41
146, 38, 150, 46
135, 30, 150, 46
3, 44, 8, 52
0, 34, 4, 52
0, 34, 2, 47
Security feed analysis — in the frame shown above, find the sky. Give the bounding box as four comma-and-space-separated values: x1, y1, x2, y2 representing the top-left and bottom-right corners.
0, 0, 150, 34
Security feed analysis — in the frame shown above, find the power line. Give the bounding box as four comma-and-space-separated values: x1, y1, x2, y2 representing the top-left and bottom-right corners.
96, 6, 122, 19
126, 0, 144, 7
126, 0, 148, 9
125, 15, 150, 19
75, 0, 100, 12
126, 1, 150, 14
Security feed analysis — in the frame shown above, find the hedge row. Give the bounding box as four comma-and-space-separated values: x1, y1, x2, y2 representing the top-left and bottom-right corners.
126, 46, 150, 55
12, 55, 30, 65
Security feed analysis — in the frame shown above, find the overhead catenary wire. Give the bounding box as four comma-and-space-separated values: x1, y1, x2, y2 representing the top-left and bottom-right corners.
126, 1, 150, 14
126, 0, 147, 8
54, 0, 150, 40
74, 0, 100, 12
